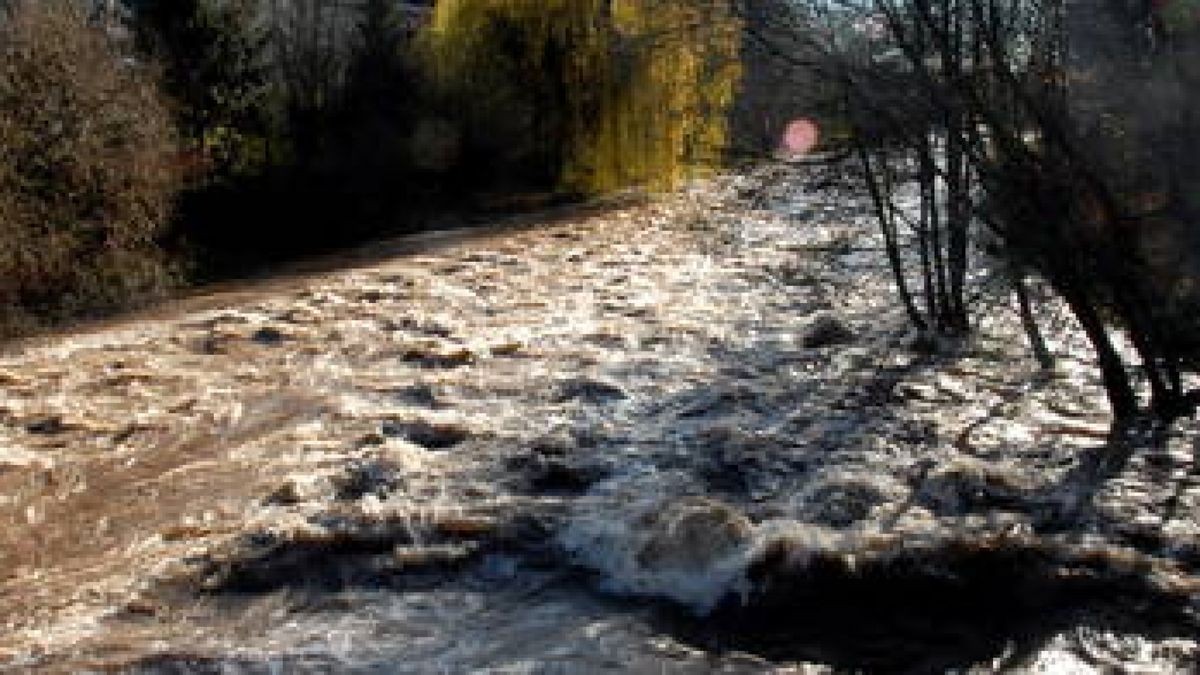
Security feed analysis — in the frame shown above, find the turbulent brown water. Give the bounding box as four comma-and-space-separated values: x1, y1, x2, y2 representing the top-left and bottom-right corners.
1, 162, 1198, 673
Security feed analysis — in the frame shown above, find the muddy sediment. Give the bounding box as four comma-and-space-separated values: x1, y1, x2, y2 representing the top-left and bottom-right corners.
1, 162, 1198, 672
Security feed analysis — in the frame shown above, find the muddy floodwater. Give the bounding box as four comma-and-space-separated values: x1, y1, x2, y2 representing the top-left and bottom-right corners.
1, 163, 1198, 673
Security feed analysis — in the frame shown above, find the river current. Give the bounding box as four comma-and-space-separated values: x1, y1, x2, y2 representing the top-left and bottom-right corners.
1, 162, 1197, 672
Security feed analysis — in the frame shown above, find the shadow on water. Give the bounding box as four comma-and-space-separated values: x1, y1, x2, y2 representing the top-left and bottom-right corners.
146, 497, 559, 599
670, 329, 946, 510
192, 534, 449, 596
74, 204, 1200, 673
116, 537, 1199, 674
643, 332, 1199, 671
124, 653, 343, 675
665, 536, 1199, 672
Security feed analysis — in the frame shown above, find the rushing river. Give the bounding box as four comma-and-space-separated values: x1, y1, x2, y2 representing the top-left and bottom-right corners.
1, 162, 1197, 673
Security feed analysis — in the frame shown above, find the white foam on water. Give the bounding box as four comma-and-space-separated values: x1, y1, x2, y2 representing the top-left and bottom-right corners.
556, 468, 924, 617
558, 469, 756, 614
3, 164, 1196, 672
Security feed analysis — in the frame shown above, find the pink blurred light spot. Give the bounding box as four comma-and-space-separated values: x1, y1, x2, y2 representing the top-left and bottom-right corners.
782, 119, 820, 157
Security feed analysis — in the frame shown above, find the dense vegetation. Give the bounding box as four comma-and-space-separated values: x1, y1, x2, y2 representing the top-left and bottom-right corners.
0, 0, 180, 330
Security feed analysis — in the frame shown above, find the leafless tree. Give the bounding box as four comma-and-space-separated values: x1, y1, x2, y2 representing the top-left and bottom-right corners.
744, 0, 1200, 424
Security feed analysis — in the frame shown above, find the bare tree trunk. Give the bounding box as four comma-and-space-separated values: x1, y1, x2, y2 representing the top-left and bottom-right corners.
857, 142, 929, 332
1059, 282, 1138, 421
1013, 273, 1055, 370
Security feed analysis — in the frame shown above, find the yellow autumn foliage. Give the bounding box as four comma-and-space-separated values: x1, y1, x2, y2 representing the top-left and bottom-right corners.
423, 0, 741, 193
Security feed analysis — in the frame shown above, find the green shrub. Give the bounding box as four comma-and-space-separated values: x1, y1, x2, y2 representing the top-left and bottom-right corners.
0, 0, 180, 330
134, 0, 271, 176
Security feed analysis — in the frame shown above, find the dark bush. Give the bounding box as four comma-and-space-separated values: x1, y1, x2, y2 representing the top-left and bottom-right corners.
134, 0, 271, 176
